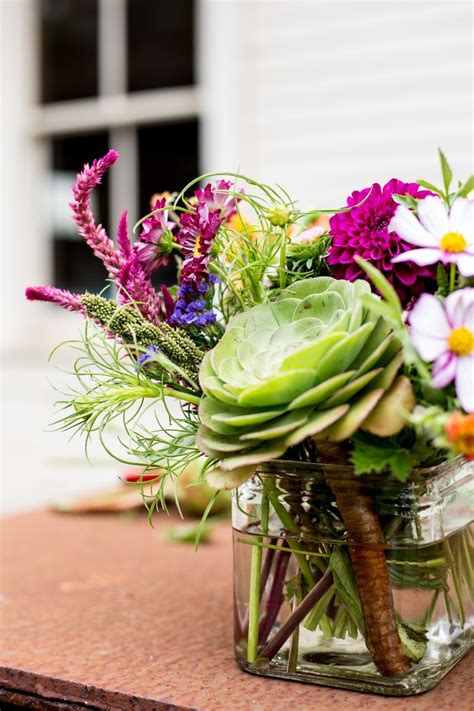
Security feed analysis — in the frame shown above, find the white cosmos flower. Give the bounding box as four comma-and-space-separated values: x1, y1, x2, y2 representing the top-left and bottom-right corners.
390, 196, 474, 276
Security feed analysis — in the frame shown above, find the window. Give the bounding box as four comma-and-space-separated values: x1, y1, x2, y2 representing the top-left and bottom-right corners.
127, 0, 195, 92
50, 133, 109, 292
40, 0, 98, 103
36, 0, 199, 294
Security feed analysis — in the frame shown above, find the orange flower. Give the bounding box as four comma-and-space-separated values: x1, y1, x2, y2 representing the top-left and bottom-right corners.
445, 412, 474, 460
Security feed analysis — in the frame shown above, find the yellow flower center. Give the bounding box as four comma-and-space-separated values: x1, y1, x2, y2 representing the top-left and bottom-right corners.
193, 236, 202, 257
448, 326, 474, 356
440, 232, 467, 253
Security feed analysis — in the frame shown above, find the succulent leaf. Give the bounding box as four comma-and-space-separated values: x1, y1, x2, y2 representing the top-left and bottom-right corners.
197, 277, 407, 487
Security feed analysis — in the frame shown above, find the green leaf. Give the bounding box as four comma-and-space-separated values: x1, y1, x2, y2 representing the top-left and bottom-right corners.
304, 584, 336, 631
436, 263, 449, 298
392, 193, 418, 209
355, 258, 402, 315
416, 179, 445, 197
438, 148, 453, 195
398, 622, 428, 662
456, 174, 474, 198
351, 433, 412, 481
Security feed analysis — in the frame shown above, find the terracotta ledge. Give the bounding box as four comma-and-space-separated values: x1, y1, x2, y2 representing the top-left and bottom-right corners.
1, 510, 472, 711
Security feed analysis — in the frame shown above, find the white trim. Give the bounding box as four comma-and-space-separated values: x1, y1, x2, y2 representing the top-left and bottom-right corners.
28, 87, 200, 137
99, 0, 127, 96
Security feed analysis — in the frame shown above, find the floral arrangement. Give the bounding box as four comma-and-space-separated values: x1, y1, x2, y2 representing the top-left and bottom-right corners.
26, 149, 473, 687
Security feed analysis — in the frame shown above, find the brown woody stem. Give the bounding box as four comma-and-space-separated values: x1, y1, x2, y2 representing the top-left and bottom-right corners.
318, 441, 410, 677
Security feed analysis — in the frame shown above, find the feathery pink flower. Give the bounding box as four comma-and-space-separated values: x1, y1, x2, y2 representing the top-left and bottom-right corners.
25, 286, 85, 314
117, 255, 161, 324
70, 150, 125, 279
117, 210, 132, 260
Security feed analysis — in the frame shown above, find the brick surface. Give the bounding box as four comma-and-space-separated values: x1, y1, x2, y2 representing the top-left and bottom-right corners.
0, 510, 472, 710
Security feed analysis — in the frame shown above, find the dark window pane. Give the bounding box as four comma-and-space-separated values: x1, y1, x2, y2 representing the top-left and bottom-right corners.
50, 133, 109, 292
40, 0, 98, 103
138, 120, 199, 285
127, 0, 195, 92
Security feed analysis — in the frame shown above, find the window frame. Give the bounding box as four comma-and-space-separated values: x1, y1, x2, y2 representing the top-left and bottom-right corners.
34, 0, 199, 272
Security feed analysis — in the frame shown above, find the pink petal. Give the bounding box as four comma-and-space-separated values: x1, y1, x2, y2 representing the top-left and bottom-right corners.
431, 352, 457, 388
392, 248, 442, 266
409, 294, 450, 338
389, 205, 437, 247
416, 196, 449, 238
457, 253, 474, 277
455, 356, 474, 412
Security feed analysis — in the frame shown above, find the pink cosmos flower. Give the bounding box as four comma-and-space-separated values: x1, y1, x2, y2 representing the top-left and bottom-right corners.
391, 197, 474, 276
134, 197, 176, 275
409, 288, 474, 412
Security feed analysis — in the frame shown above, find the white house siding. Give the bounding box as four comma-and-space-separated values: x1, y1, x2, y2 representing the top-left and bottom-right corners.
201, 0, 473, 208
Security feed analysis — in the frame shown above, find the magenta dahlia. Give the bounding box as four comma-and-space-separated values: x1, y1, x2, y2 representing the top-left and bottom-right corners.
327, 179, 437, 303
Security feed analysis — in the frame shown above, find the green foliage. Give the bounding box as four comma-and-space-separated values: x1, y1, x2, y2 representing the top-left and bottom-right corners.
81, 293, 204, 385
438, 147, 453, 196
351, 433, 412, 481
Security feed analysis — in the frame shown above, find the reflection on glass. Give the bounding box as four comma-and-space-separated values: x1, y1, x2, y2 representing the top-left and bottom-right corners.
40, 0, 98, 103
50, 133, 109, 292
127, 0, 195, 93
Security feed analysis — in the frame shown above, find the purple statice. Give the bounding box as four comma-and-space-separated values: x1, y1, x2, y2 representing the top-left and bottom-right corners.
327, 179, 437, 304
134, 197, 176, 275
171, 275, 218, 328
137, 345, 158, 368
70, 150, 125, 279
25, 286, 86, 314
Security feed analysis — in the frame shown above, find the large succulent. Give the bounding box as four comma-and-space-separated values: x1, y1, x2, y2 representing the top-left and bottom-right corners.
196, 277, 413, 488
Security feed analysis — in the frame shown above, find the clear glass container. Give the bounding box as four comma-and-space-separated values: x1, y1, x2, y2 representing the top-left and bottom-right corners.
232, 458, 474, 696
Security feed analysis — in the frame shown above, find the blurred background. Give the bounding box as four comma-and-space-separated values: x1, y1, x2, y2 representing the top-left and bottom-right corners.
1, 0, 472, 515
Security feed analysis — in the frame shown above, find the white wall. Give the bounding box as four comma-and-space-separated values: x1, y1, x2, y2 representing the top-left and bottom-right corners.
201, 0, 473, 208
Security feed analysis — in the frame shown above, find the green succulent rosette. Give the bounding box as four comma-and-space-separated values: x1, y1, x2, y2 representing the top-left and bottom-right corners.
196, 277, 407, 488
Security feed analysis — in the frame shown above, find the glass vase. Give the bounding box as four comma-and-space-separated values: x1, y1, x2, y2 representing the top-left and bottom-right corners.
232, 458, 474, 696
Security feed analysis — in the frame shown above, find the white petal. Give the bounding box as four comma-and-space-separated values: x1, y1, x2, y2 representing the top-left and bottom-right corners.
410, 331, 448, 361
432, 352, 457, 388
463, 301, 474, 332
455, 356, 474, 412
409, 294, 450, 338
417, 196, 449, 238
445, 288, 474, 328
457, 253, 474, 277
390, 205, 437, 247
392, 248, 442, 266
448, 198, 474, 243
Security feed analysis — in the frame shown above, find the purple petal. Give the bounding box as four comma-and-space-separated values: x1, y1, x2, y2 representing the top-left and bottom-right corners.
431, 351, 457, 388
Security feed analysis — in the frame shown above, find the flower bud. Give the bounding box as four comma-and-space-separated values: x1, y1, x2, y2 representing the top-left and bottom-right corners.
267, 204, 291, 226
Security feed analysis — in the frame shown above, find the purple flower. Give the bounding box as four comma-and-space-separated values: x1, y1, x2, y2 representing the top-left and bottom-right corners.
391, 197, 474, 276
25, 286, 85, 314
137, 345, 158, 368
328, 179, 437, 304
70, 150, 125, 279
409, 289, 474, 412
194, 180, 240, 222
170, 275, 217, 329
134, 198, 176, 275
177, 210, 224, 261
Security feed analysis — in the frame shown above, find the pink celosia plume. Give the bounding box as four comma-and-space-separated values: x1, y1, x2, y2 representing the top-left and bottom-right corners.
25, 286, 86, 314
117, 210, 132, 260
70, 150, 125, 279
117, 255, 161, 324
